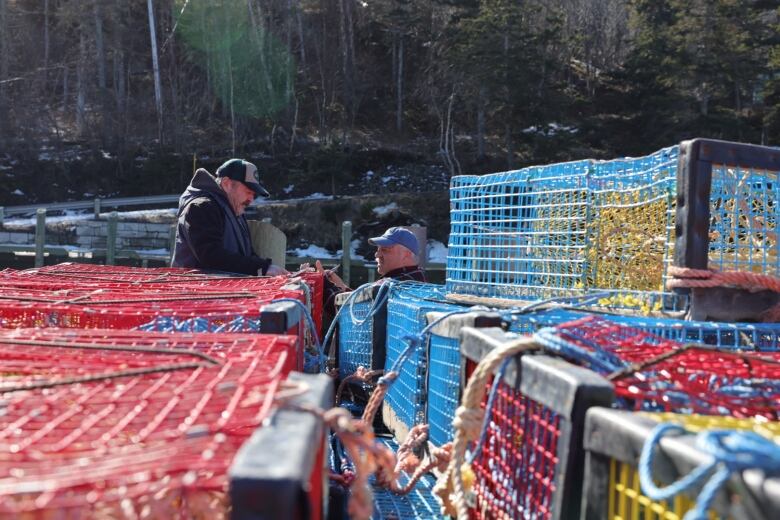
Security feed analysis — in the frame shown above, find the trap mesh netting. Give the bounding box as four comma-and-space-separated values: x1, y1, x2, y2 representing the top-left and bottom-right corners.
536, 316, 780, 418
0, 328, 297, 517
0, 264, 323, 334
447, 147, 677, 300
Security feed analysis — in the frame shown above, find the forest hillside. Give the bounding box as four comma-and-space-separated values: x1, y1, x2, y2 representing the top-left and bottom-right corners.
1, 0, 779, 205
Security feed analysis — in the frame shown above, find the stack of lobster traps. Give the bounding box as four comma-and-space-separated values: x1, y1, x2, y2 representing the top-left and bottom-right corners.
326, 138, 780, 519
0, 263, 330, 518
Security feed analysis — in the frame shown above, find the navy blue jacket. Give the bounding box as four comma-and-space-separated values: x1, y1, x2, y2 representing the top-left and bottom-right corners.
171, 168, 271, 275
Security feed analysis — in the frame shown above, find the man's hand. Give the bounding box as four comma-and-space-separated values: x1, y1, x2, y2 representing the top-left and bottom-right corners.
316, 260, 348, 290
262, 264, 290, 276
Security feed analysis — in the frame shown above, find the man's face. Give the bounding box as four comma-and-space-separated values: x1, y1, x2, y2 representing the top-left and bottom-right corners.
375, 244, 414, 275
222, 179, 256, 215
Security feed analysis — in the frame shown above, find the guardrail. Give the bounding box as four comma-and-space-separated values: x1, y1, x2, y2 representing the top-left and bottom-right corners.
0, 213, 446, 278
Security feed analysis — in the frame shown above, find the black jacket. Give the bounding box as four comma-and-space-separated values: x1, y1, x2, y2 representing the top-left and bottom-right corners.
170, 168, 271, 275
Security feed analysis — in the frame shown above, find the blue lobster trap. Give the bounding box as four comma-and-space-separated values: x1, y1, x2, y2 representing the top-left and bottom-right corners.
335, 284, 390, 378
424, 311, 503, 448
370, 437, 442, 520
380, 282, 466, 441
447, 146, 678, 301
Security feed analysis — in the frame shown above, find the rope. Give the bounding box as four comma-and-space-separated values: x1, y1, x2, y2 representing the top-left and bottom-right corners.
335, 367, 384, 405
433, 336, 540, 519
667, 265, 780, 292
270, 297, 325, 373
639, 423, 780, 520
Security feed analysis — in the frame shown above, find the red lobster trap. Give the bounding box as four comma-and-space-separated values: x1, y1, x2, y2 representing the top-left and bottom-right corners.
0, 263, 324, 336
536, 315, 780, 419
0, 327, 302, 518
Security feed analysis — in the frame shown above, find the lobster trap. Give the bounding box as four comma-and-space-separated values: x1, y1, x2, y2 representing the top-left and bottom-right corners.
423, 310, 502, 448
381, 282, 466, 441
0, 327, 298, 518
535, 316, 780, 418
506, 306, 780, 351
230, 372, 333, 520
675, 139, 780, 276
581, 408, 780, 520
458, 326, 614, 519
0, 264, 322, 331
335, 284, 390, 377
369, 437, 442, 520
447, 146, 678, 301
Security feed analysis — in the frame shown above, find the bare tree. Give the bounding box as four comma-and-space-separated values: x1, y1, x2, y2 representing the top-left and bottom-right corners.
147, 0, 163, 143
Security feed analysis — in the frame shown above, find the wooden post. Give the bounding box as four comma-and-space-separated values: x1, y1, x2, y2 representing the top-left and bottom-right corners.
106, 211, 117, 265
94, 197, 101, 218
366, 262, 376, 283
35, 208, 46, 268
341, 220, 352, 288
168, 224, 177, 265
0, 206, 4, 226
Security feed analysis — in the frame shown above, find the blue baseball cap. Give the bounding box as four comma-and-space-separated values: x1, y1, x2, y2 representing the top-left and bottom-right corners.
216, 159, 270, 198
368, 227, 419, 256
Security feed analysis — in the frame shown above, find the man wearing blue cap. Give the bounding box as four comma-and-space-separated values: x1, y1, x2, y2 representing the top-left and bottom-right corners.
171, 158, 288, 276
311, 226, 426, 312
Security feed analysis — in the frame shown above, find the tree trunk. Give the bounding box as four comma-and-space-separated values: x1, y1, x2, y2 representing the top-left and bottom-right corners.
338, 0, 355, 127
76, 29, 87, 136
147, 0, 163, 144
396, 36, 403, 132
94, 1, 106, 90
0, 0, 8, 105
477, 86, 486, 158
43, 0, 50, 85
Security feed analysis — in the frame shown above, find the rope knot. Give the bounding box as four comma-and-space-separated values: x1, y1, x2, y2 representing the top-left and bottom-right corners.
453, 406, 485, 441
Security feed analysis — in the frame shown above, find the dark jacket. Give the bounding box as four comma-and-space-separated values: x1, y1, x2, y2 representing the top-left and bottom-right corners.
322, 264, 426, 321
170, 168, 271, 275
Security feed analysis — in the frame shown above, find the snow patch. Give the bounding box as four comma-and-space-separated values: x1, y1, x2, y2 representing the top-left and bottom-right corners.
303, 193, 331, 200
12, 189, 24, 196
427, 240, 448, 263
283, 184, 295, 194
289, 245, 338, 259
372, 203, 398, 217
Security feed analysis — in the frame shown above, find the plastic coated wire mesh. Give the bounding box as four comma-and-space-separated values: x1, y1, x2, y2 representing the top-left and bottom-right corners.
384, 283, 463, 434
446, 146, 678, 301
427, 332, 460, 447
602, 412, 779, 520
0, 264, 323, 335
642, 412, 780, 441
506, 307, 780, 351
469, 377, 561, 520
538, 316, 780, 418
0, 327, 296, 517
707, 163, 780, 276
369, 437, 441, 520
608, 458, 702, 520
337, 288, 379, 378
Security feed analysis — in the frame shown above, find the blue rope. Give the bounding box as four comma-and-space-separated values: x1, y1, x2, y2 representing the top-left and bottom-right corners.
270, 297, 325, 373
466, 357, 511, 464
319, 280, 393, 360
533, 327, 626, 373
639, 423, 780, 520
